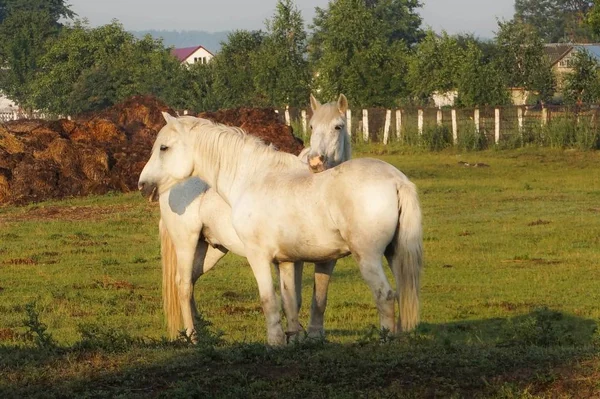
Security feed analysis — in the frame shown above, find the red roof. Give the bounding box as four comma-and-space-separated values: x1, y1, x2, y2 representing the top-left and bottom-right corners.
170, 45, 214, 62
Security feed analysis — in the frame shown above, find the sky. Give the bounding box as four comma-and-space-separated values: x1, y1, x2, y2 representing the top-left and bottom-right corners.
67, 0, 516, 39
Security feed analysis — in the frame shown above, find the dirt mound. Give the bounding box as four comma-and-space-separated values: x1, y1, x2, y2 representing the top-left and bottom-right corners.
0, 96, 304, 205
198, 108, 304, 155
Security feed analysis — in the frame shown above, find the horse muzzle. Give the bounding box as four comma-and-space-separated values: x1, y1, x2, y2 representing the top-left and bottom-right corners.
138, 181, 159, 202
308, 154, 327, 173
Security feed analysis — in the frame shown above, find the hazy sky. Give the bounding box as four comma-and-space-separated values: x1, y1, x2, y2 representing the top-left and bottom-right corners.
67, 0, 515, 38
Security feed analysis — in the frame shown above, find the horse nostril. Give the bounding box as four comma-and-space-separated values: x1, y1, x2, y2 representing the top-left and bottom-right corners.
138, 182, 145, 191
319, 155, 325, 162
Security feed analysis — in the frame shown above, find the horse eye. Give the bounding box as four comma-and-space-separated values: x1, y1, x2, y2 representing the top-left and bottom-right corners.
334, 125, 343, 130
160, 145, 169, 152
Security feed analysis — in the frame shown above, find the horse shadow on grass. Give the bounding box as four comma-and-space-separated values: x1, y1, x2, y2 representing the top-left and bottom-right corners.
1, 307, 598, 398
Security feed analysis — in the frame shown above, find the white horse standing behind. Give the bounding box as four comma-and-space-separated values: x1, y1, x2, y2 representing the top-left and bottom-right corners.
157, 95, 351, 340
139, 115, 423, 346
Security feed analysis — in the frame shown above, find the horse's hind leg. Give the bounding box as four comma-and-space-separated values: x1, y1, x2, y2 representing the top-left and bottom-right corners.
308, 260, 336, 338
190, 241, 227, 319
354, 253, 396, 333
275, 261, 303, 340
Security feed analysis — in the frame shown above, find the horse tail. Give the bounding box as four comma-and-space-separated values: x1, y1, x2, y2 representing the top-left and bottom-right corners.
391, 179, 423, 332
160, 218, 181, 339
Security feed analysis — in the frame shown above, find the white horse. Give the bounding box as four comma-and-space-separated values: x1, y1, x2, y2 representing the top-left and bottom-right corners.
157, 95, 352, 340
139, 114, 423, 346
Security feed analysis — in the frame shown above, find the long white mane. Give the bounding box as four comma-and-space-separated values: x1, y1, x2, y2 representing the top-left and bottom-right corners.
177, 117, 304, 190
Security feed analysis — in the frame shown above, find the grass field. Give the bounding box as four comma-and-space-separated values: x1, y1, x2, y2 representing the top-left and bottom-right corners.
1, 147, 599, 398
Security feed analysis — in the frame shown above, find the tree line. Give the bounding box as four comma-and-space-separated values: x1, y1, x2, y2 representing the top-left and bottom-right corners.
3, 0, 600, 116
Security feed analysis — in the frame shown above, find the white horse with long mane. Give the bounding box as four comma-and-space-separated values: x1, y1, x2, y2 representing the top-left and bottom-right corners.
157, 95, 352, 340
139, 110, 423, 346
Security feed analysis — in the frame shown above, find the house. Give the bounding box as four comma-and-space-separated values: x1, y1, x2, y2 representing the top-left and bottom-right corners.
545, 43, 600, 88
171, 45, 214, 65
432, 90, 458, 108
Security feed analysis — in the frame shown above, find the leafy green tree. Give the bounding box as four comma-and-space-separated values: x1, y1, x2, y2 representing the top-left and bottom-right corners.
586, 0, 600, 38
495, 20, 555, 102
406, 31, 464, 104
179, 62, 220, 112
456, 43, 510, 107
0, 10, 58, 109
563, 49, 600, 104
0, 0, 74, 108
211, 30, 265, 108
0, 0, 75, 24
514, 0, 594, 42
31, 21, 184, 115
309, 0, 415, 107
367, 0, 424, 45
253, 0, 310, 107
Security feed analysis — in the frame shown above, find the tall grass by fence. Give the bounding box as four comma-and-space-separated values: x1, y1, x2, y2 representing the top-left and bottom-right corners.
276, 105, 600, 150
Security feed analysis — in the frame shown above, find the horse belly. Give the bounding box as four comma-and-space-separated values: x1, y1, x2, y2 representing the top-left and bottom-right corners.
273, 235, 350, 263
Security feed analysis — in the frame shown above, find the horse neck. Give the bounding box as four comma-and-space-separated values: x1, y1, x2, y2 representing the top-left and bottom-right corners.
190, 127, 302, 204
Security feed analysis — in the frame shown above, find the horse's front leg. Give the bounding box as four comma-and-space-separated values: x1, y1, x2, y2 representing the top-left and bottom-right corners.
276, 261, 303, 341
190, 241, 228, 319
308, 260, 336, 337
246, 253, 285, 346
175, 245, 200, 340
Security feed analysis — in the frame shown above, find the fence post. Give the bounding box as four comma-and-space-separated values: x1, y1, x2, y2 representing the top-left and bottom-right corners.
541, 106, 548, 126
346, 109, 352, 139
383, 109, 391, 145
301, 110, 307, 136
517, 106, 524, 134
362, 109, 369, 142
436, 109, 443, 126
451, 108, 458, 145
395, 109, 402, 141
418, 108, 424, 135
474, 108, 480, 134
495, 108, 501, 144
285, 105, 291, 126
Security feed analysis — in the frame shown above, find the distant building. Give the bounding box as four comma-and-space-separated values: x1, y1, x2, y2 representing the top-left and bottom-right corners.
545, 43, 600, 88
0, 92, 16, 111
431, 90, 458, 108
171, 45, 214, 65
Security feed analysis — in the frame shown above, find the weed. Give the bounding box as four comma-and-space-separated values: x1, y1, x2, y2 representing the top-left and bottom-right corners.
22, 302, 58, 352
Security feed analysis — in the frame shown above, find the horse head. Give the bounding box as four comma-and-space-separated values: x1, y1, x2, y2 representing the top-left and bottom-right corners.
307, 94, 350, 173
138, 112, 196, 201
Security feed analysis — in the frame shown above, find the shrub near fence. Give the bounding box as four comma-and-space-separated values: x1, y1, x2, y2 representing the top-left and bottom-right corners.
276, 105, 600, 150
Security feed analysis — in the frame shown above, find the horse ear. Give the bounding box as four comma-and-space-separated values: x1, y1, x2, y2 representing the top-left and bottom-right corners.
162, 111, 176, 123
310, 94, 321, 112
337, 94, 348, 114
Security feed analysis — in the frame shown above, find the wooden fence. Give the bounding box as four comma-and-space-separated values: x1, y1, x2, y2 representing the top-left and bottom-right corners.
274, 105, 600, 145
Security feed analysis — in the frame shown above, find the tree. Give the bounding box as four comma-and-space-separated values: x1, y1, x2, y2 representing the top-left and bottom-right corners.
0, 0, 75, 24
30, 21, 185, 115
309, 0, 416, 107
495, 20, 555, 102
514, 0, 594, 42
0, 0, 75, 108
406, 31, 465, 104
211, 30, 265, 108
253, 0, 310, 107
563, 49, 600, 104
456, 43, 510, 107
0, 10, 58, 109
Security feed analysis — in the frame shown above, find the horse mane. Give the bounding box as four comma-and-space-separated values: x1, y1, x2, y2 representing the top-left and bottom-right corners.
181, 117, 302, 178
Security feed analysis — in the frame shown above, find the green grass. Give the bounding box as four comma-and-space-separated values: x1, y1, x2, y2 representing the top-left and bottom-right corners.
1, 148, 599, 398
